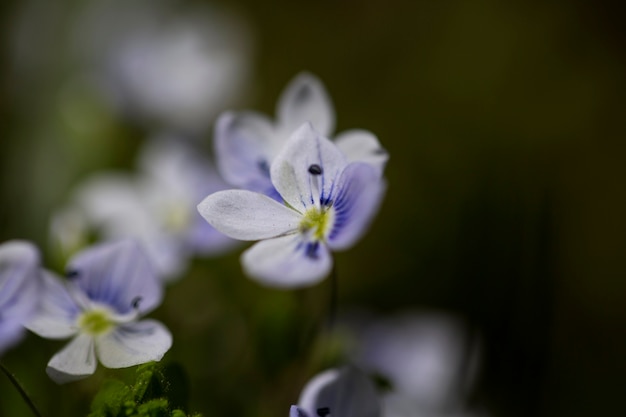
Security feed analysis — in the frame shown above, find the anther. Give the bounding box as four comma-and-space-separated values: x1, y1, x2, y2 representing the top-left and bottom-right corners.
131, 296, 142, 309
66, 270, 80, 279
308, 164, 323, 175
317, 407, 331, 417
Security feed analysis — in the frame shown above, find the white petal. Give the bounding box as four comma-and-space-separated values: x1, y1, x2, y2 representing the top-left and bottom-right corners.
241, 235, 332, 288
334, 129, 388, 175
299, 367, 381, 417
277, 72, 335, 137
47, 333, 97, 384
197, 190, 301, 240
271, 123, 348, 212
25, 270, 79, 339
96, 320, 172, 368
214, 111, 280, 195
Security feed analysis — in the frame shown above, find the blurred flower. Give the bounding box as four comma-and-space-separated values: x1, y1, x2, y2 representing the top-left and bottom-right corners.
215, 72, 388, 199
51, 134, 238, 281
345, 311, 483, 417
198, 123, 386, 288
71, 0, 253, 133
290, 366, 381, 417
0, 240, 41, 355
26, 240, 171, 384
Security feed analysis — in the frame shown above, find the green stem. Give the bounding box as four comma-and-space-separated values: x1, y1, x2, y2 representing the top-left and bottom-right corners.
327, 263, 338, 330
0, 361, 44, 417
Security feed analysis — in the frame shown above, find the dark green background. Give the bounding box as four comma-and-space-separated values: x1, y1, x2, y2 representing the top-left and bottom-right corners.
1, 0, 625, 416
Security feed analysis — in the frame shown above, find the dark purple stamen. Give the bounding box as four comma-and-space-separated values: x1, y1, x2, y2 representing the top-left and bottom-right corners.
308, 164, 323, 175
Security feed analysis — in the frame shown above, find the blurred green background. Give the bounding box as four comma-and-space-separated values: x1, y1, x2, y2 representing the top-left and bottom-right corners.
1, 0, 625, 416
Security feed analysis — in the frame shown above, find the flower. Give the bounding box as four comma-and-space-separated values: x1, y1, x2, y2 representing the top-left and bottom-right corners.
215, 72, 388, 200
290, 366, 381, 417
25, 240, 172, 383
0, 240, 41, 355
198, 123, 386, 288
51, 134, 238, 281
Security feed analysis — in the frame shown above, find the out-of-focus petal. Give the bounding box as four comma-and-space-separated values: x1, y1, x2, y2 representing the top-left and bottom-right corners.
96, 319, 172, 369
271, 123, 347, 212
241, 235, 332, 288
277, 72, 335, 138
25, 270, 79, 339
327, 163, 386, 250
214, 111, 278, 196
66, 240, 162, 315
298, 367, 381, 417
47, 333, 97, 384
290, 405, 309, 417
334, 129, 388, 175
198, 190, 301, 240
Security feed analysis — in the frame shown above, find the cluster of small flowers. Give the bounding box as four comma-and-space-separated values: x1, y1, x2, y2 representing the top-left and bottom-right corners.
1, 73, 392, 415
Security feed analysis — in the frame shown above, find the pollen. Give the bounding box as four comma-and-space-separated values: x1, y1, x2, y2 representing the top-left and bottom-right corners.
299, 206, 334, 240
78, 309, 113, 335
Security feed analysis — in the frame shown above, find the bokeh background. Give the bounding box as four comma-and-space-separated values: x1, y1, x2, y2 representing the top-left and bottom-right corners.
1, 0, 625, 416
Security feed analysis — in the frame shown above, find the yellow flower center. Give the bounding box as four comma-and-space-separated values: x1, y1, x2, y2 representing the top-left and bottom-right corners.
78, 309, 113, 336
299, 206, 334, 241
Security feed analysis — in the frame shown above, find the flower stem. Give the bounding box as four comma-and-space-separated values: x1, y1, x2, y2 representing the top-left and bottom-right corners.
0, 361, 44, 417
327, 263, 338, 330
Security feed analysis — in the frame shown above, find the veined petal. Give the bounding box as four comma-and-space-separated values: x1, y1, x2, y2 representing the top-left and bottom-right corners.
271, 123, 348, 212
298, 367, 381, 417
67, 240, 162, 315
214, 111, 279, 196
334, 129, 389, 175
47, 333, 97, 384
277, 72, 335, 138
25, 270, 79, 339
96, 319, 172, 369
327, 163, 386, 250
198, 190, 301, 240
241, 235, 332, 288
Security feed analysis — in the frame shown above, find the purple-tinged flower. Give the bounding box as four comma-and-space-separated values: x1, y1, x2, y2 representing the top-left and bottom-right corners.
290, 366, 381, 417
215, 72, 388, 200
25, 240, 172, 383
198, 123, 386, 288
0, 240, 41, 355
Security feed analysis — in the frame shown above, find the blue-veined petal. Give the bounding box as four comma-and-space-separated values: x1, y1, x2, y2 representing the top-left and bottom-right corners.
298, 367, 381, 417
334, 129, 389, 176
241, 235, 332, 288
198, 190, 301, 240
66, 240, 162, 315
96, 319, 172, 369
214, 111, 280, 197
46, 333, 97, 384
25, 270, 79, 339
327, 163, 386, 251
271, 123, 347, 212
277, 72, 335, 138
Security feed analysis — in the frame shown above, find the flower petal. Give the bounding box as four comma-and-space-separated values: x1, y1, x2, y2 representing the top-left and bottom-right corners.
46, 333, 97, 384
67, 240, 162, 315
277, 72, 335, 138
271, 123, 348, 212
96, 319, 172, 368
327, 163, 386, 250
290, 405, 309, 417
241, 235, 332, 288
298, 367, 381, 417
334, 129, 389, 175
198, 190, 301, 240
214, 111, 280, 197
25, 270, 79, 339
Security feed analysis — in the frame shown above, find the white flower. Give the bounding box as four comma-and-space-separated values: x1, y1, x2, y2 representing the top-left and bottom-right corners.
290, 366, 381, 417
215, 72, 388, 199
26, 240, 172, 383
198, 123, 386, 288
0, 240, 41, 355
51, 135, 238, 281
